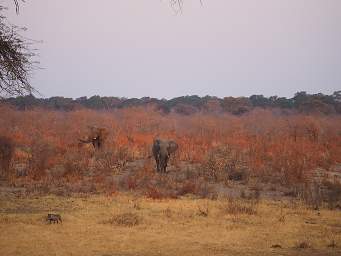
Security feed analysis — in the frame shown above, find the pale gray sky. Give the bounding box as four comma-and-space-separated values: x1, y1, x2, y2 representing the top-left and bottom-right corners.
7, 0, 341, 98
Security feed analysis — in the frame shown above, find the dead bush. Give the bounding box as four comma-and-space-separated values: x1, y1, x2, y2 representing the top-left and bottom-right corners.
295, 180, 341, 209
196, 180, 215, 199
265, 141, 317, 185
62, 148, 92, 177
131, 198, 141, 210
228, 170, 249, 182
300, 182, 323, 210
323, 180, 341, 209
94, 149, 128, 174
145, 186, 164, 199
117, 174, 139, 191
327, 240, 337, 248
221, 197, 258, 215
28, 140, 56, 179
177, 180, 197, 196
295, 241, 311, 249
103, 212, 140, 227
176, 178, 214, 199
197, 201, 209, 217
47, 164, 67, 178
145, 186, 177, 199
202, 145, 249, 183
240, 189, 261, 201
24, 181, 50, 195
163, 207, 172, 218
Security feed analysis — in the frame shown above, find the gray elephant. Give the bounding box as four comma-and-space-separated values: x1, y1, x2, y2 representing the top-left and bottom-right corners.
152, 138, 178, 173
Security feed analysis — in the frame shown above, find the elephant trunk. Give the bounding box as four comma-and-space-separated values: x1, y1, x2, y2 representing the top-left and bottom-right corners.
158, 151, 169, 173
78, 138, 92, 144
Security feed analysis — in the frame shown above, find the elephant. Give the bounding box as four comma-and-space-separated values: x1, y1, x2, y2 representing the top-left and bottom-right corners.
78, 126, 108, 150
152, 138, 178, 173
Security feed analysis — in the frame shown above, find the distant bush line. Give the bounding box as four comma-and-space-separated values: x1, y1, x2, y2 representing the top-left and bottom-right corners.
2, 91, 341, 115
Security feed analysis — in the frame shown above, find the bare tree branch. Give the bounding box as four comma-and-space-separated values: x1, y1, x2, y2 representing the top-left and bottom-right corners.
169, 0, 203, 13
13, 0, 25, 14
0, 0, 36, 97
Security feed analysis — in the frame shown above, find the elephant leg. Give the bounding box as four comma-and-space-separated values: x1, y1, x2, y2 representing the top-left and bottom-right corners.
160, 161, 165, 173
163, 158, 168, 173
155, 156, 160, 172
165, 156, 169, 173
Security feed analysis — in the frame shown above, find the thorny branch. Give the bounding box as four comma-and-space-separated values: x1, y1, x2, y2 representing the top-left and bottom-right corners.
0, 0, 36, 97
170, 0, 203, 13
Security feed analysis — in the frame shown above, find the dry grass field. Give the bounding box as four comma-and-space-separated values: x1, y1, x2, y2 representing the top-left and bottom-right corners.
1, 107, 341, 255
0, 193, 340, 256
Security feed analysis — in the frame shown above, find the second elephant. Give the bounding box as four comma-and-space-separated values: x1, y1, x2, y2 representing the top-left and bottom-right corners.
78, 126, 108, 150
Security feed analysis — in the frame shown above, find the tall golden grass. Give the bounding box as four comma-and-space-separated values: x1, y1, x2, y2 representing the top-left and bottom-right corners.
0, 194, 340, 256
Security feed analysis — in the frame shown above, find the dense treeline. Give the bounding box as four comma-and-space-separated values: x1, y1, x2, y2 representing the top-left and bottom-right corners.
2, 91, 341, 115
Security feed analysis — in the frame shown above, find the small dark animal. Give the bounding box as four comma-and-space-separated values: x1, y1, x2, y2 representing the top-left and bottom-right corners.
46, 213, 62, 224
152, 138, 178, 173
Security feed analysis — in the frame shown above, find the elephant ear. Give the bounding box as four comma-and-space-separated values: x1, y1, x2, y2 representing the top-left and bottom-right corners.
153, 138, 161, 145
167, 140, 178, 154
152, 138, 161, 154
88, 126, 98, 139
98, 128, 108, 139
